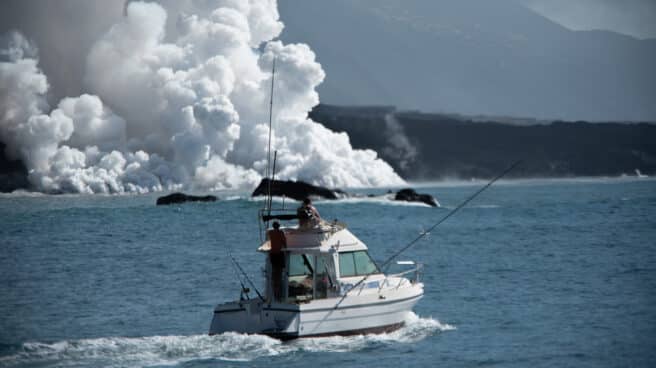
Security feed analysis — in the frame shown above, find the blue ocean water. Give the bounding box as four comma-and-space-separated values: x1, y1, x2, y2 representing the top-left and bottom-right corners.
1, 178, 655, 367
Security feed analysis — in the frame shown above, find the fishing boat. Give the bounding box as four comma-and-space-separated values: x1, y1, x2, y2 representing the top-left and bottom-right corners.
207, 54, 516, 339
208, 218, 424, 339
208, 57, 423, 339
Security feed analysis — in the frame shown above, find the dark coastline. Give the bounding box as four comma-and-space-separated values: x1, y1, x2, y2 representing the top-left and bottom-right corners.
310, 104, 656, 181
2, 106, 655, 193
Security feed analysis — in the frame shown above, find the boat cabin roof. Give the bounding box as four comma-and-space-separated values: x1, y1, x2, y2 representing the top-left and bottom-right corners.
258, 222, 369, 254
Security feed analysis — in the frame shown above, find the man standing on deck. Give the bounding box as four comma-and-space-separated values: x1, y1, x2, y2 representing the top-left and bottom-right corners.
268, 221, 286, 300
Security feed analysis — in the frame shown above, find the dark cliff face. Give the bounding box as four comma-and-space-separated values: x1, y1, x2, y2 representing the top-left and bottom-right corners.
0, 142, 29, 192
310, 104, 656, 180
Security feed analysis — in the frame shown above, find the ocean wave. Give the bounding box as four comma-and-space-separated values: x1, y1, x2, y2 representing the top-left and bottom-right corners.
0, 190, 48, 198
409, 176, 656, 188
440, 204, 500, 210
0, 313, 452, 367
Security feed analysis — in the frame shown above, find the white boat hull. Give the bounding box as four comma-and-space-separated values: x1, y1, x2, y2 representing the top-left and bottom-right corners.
209, 283, 423, 339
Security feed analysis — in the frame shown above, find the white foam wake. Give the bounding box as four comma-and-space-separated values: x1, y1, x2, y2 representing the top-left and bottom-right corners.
313, 196, 437, 207
248, 195, 439, 207
295, 312, 455, 353
0, 333, 285, 367
0, 314, 453, 367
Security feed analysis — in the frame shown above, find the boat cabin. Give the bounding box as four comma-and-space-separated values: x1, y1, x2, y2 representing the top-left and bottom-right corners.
259, 222, 382, 303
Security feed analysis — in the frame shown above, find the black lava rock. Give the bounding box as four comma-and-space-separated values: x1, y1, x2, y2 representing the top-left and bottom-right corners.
394, 188, 438, 207
252, 178, 345, 201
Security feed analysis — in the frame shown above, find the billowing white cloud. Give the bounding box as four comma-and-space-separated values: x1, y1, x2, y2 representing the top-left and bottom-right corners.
0, 1, 404, 194
59, 94, 127, 152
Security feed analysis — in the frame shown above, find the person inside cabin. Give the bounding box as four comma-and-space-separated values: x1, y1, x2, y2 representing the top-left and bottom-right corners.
268, 221, 286, 300
297, 197, 321, 228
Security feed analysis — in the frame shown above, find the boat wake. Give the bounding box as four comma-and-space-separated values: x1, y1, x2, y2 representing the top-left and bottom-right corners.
293, 312, 454, 353
0, 314, 453, 367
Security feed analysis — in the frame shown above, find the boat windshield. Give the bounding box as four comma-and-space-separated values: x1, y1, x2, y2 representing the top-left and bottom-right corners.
287, 254, 313, 301
288, 254, 313, 277
286, 253, 336, 301
338, 250, 379, 277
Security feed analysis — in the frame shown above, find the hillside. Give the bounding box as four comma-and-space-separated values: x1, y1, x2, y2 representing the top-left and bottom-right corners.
279, 0, 656, 121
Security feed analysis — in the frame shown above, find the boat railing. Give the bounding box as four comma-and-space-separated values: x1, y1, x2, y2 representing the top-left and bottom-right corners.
380, 261, 423, 291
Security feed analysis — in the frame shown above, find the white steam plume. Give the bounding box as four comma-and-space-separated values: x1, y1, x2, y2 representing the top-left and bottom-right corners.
0, 1, 404, 194
382, 113, 418, 171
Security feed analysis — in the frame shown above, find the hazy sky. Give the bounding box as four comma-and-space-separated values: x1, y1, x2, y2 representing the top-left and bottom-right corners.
1, 0, 653, 101
1, 0, 654, 118
520, 0, 656, 39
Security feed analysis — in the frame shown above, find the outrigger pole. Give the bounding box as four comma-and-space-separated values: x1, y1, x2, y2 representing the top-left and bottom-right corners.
265, 56, 277, 218
258, 56, 279, 242
337, 160, 522, 304
227, 56, 277, 299
268, 151, 278, 215
379, 160, 522, 270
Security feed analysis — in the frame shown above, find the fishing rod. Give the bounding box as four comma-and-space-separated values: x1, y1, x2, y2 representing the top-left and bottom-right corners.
226, 256, 250, 300
228, 250, 265, 301
336, 160, 521, 304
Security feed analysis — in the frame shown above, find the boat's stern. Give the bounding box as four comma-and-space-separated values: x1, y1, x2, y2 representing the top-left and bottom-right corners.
209, 299, 300, 336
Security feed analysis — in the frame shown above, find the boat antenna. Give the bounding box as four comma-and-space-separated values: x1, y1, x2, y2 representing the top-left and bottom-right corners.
228, 250, 265, 302
265, 56, 276, 217
336, 160, 521, 304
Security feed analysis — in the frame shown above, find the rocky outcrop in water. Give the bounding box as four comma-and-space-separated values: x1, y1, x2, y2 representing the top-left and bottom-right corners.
252, 178, 345, 201
252, 179, 438, 208
156, 192, 217, 206
394, 188, 439, 207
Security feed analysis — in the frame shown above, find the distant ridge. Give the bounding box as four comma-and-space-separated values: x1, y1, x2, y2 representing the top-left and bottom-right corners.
279, 0, 656, 121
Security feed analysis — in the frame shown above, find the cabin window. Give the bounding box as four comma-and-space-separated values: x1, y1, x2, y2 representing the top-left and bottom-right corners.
287, 253, 314, 299
339, 252, 356, 277
288, 254, 313, 277
314, 254, 336, 299
339, 251, 379, 277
